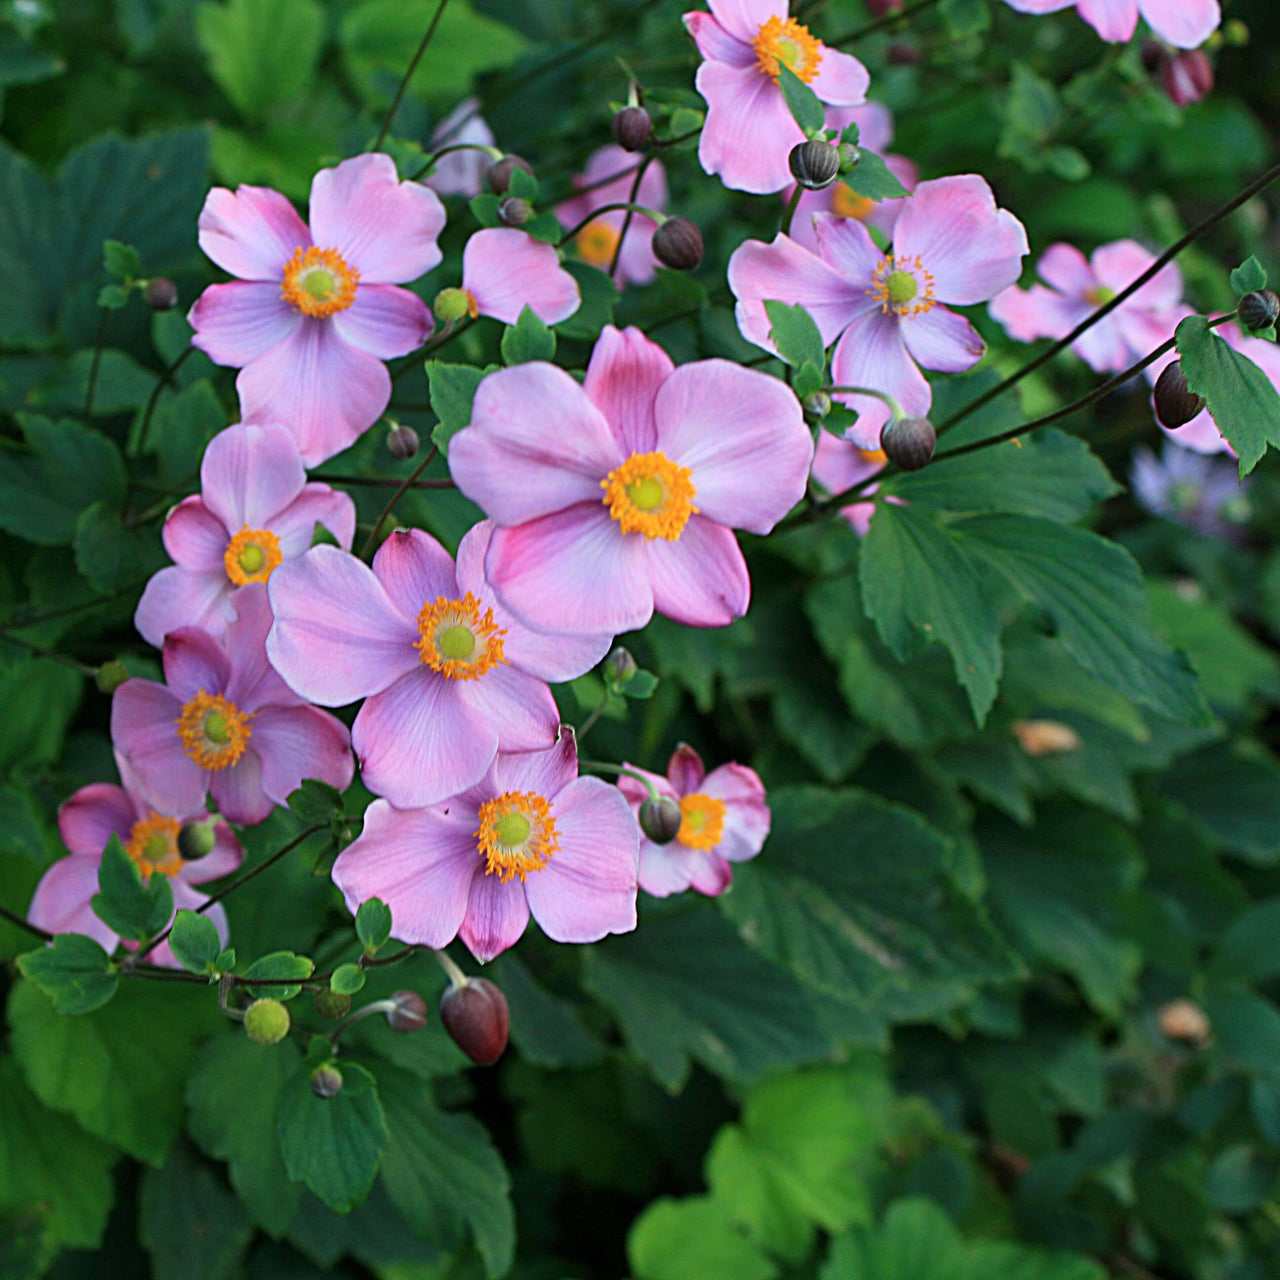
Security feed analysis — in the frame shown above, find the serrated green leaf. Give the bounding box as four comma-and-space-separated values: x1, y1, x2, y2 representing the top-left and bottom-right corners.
765, 300, 826, 371
97, 283, 130, 309
74, 499, 167, 593
488, 953, 605, 1069
286, 779, 344, 825
16, 934, 118, 1014
621, 669, 658, 699
500, 305, 556, 365
355, 897, 392, 954
630, 1196, 778, 1280
1230, 256, 1267, 295
241, 950, 315, 999
169, 909, 222, 976
91, 834, 173, 941
426, 361, 485, 453
776, 62, 824, 136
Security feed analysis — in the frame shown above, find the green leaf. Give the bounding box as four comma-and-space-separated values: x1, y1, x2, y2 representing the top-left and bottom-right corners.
1177, 314, 1280, 475
277, 1059, 387, 1212
97, 283, 130, 309
776, 63, 824, 136
16, 934, 118, 1015
765, 300, 826, 371
102, 239, 140, 281
426, 361, 485, 453
501, 304, 556, 365
242, 950, 315, 999
629, 1196, 778, 1280
621, 669, 658, 699
377, 1065, 516, 1278
330, 963, 366, 995
286, 779, 344, 825
1160, 742, 1280, 865
0, 657, 82, 773
1211, 901, 1280, 984
842, 152, 909, 202
74, 499, 167, 592
169, 909, 223, 976
356, 897, 392, 955
1230, 256, 1267, 295
556, 261, 618, 342
91, 834, 174, 941
196, 0, 324, 122
1204, 986, 1280, 1078
186, 1031, 303, 1238
939, 0, 991, 38
488, 953, 605, 1069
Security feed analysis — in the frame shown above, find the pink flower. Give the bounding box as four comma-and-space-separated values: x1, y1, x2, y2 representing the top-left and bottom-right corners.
112, 584, 353, 826
459, 228, 581, 326
266, 523, 609, 809
729, 175, 1028, 449
811, 431, 888, 537
784, 103, 918, 252
685, 0, 870, 194
618, 745, 769, 897
189, 154, 445, 466
447, 324, 814, 635
29, 757, 243, 968
989, 240, 1184, 374
134, 423, 356, 648
1001, 0, 1219, 49
331, 730, 638, 962
425, 99, 495, 198
556, 145, 669, 287
1159, 47, 1214, 106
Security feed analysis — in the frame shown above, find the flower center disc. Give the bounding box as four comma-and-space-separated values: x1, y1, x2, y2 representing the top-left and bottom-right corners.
281, 246, 360, 318
415, 593, 506, 680
832, 184, 876, 222
475, 790, 559, 882
224, 526, 283, 586
678, 793, 727, 850
753, 15, 823, 84
577, 218, 623, 270
176, 690, 252, 771
601, 451, 698, 541
867, 254, 937, 318
1084, 285, 1116, 306
125, 812, 184, 878
857, 447, 889, 466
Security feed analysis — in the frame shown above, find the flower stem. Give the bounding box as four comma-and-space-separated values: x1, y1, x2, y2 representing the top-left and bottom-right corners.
360, 445, 439, 560
558, 202, 665, 249
779, 184, 804, 238
373, 0, 452, 153
609, 154, 654, 279
130, 346, 193, 459
825, 385, 904, 418
0, 903, 52, 942
433, 947, 468, 990
410, 141, 503, 183
579, 759, 659, 800
319, 473, 456, 490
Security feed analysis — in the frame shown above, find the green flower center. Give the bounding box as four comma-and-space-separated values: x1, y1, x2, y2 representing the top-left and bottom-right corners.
1085, 285, 1116, 305
494, 812, 532, 847
438, 624, 476, 660
886, 270, 918, 306
626, 477, 665, 511
301, 267, 337, 302
204, 713, 230, 744
238, 543, 265, 573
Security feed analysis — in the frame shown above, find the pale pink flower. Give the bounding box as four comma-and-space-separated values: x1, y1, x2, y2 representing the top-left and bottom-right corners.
459, 228, 580, 326
685, 0, 870, 194
266, 524, 609, 810
618, 745, 769, 898
448, 325, 814, 635
1001, 0, 1219, 49
112, 585, 353, 826
135, 423, 356, 648
331, 730, 638, 962
189, 154, 445, 466
556, 145, 669, 287
29, 756, 242, 968
424, 98, 495, 198
989, 240, 1184, 374
729, 175, 1028, 449
811, 431, 888, 537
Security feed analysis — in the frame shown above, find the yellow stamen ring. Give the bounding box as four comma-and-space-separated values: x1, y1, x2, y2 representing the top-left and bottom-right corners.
601, 451, 698, 541
832, 184, 876, 222
475, 790, 559, 882
753, 15, 823, 84
176, 690, 252, 772
677, 793, 727, 851
415, 593, 506, 680
866, 254, 937, 318
280, 246, 359, 318
224, 526, 283, 587
125, 812, 184, 879
576, 218, 623, 270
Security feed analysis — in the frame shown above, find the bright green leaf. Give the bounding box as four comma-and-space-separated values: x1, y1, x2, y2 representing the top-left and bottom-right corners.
776, 63, 824, 136
356, 897, 392, 954
91, 834, 173, 941
16, 934, 118, 1015
242, 950, 315, 1000
765, 300, 826, 371
501, 305, 556, 365
330, 963, 366, 995
629, 1196, 778, 1280
169, 909, 222, 976
1230, 256, 1267, 295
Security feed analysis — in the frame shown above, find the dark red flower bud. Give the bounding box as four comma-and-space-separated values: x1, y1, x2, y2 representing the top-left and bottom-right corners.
789, 140, 840, 190
880, 416, 936, 471
385, 989, 428, 1033
639, 795, 682, 845
386, 423, 419, 460
1153, 361, 1206, 427
440, 977, 509, 1066
612, 105, 652, 152
497, 196, 532, 227
310, 1064, 344, 1098
144, 278, 178, 311
1238, 289, 1279, 332
1159, 49, 1213, 108
886, 42, 921, 66
486, 154, 533, 194
313, 987, 351, 1020
652, 217, 702, 271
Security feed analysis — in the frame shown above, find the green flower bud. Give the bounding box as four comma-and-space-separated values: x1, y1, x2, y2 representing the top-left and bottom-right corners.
434, 287, 472, 323
313, 987, 351, 1020
177, 820, 217, 861
95, 660, 130, 695
244, 999, 290, 1045
639, 795, 682, 845
880, 416, 936, 471
310, 1064, 344, 1098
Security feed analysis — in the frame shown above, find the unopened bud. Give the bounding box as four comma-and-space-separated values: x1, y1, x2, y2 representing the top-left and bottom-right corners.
177, 820, 217, 861
789, 140, 840, 191
497, 196, 532, 227
886, 42, 921, 66
1159, 48, 1213, 108
1154, 361, 1206, 428
386, 423, 420, 460
385, 989, 428, 1033
486, 154, 533, 194
880, 416, 936, 471
310, 1064, 344, 1098
1238, 289, 1279, 332
1012, 719, 1081, 757
440, 977, 509, 1066
144, 278, 178, 311
652, 216, 702, 271
95, 660, 130, 695
244, 998, 290, 1045
604, 646, 637, 685
1159, 998, 1210, 1044
434, 287, 472, 323
639, 795, 682, 845
836, 143, 861, 174
612, 105, 652, 152
313, 987, 351, 1020
1223, 18, 1248, 46
803, 390, 831, 423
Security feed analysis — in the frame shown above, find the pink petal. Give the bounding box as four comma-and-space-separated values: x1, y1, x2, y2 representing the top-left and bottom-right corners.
830, 309, 932, 449
425, 99, 494, 198
163, 627, 230, 702
353, 669, 496, 808
705, 0, 777, 43
201, 422, 306, 532
267, 546, 418, 705
900, 305, 987, 374
638, 840, 699, 897
644, 516, 751, 626
308, 154, 446, 284
111, 679, 209, 817
462, 228, 581, 327
27, 855, 120, 951
58, 784, 136, 859
616, 221, 660, 288
583, 324, 675, 455
198, 184, 311, 281
893, 175, 1029, 305
135, 567, 235, 649
811, 212, 884, 284
223, 584, 302, 712
811, 431, 885, 495
683, 10, 755, 67
461, 871, 530, 962
687, 850, 734, 895
865, 155, 918, 239
582, 145, 668, 211
236, 320, 392, 468
653, 359, 812, 533
250, 705, 354, 808
189, 283, 301, 368
177, 822, 243, 884
455, 664, 561, 754
700, 762, 771, 861
269, 485, 357, 557
667, 744, 706, 796
1073, 314, 1132, 374
486, 504, 653, 635
332, 285, 432, 359
1091, 239, 1182, 314
840, 102, 893, 153
695, 60, 801, 195
162, 497, 229, 572
210, 748, 273, 826
1037, 243, 1095, 297
1139, 0, 1219, 48
494, 730, 580, 800
988, 284, 1089, 344
371, 527, 460, 620
1001, 0, 1079, 13
811, 45, 870, 107
448, 365, 623, 525
1075, 0, 1139, 41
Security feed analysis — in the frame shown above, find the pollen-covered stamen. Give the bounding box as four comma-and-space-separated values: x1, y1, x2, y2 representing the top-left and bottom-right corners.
677, 793, 726, 851
831, 184, 876, 222
462, 289, 480, 319
280, 246, 360, 318
415, 593, 506, 680
753, 15, 823, 84
224, 526, 283, 587
857, 447, 889, 466
866, 254, 937, 318
576, 219, 622, 270
475, 790, 560, 882
125, 812, 184, 879
176, 690, 252, 772
601, 451, 698, 541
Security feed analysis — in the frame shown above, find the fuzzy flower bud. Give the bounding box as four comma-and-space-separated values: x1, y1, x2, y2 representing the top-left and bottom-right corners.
434, 287, 471, 323
95, 660, 130, 695
144, 278, 178, 311
244, 998, 290, 1045
386, 423, 420, 460
497, 196, 532, 227
652, 217, 702, 271
1159, 48, 1213, 108
638, 795, 682, 845
789, 140, 840, 190
1238, 289, 1280, 332
310, 1064, 344, 1098
486, 154, 533, 194
313, 987, 351, 1020
440, 977, 510, 1066
836, 143, 861, 174
604, 646, 638, 685
177, 819, 217, 861
803, 391, 832, 423
612, 105, 652, 152
880, 416, 936, 471
385, 989, 428, 1033
1154, 361, 1206, 428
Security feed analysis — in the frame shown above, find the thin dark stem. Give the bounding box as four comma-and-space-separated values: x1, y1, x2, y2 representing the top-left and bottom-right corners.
831, 0, 943, 46
318, 473, 456, 490
410, 141, 498, 183
391, 317, 475, 382
576, 700, 609, 743
609, 155, 653, 279
2, 580, 147, 631
373, 0, 451, 152
0, 903, 52, 942
779, 184, 804, 238
0, 631, 99, 676
360, 446, 439, 559
542, 128, 701, 207
84, 307, 109, 423
579, 759, 660, 800
132, 347, 194, 458
558, 202, 662, 248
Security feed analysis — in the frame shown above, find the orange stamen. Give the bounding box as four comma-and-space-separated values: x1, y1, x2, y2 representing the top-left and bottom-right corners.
753, 15, 823, 84
475, 790, 559, 882
678, 793, 726, 851
601, 451, 698, 541
175, 690, 252, 772
280, 246, 359, 318
415, 593, 506, 680
125, 812, 184, 879
223, 526, 283, 587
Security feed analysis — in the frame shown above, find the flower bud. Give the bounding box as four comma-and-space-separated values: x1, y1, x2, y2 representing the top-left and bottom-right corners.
864, 0, 903, 13
1159, 48, 1213, 108
789, 140, 840, 191
434, 287, 471, 323
1238, 289, 1279, 332
440, 977, 509, 1066
1153, 361, 1206, 428
803, 390, 831, 423
177, 819, 217, 861
95, 660, 130, 695
1223, 18, 1249, 46
310, 1064, 344, 1099
486, 154, 533, 194
604, 646, 637, 685
497, 196, 532, 227
886, 42, 921, 66
880, 416, 936, 471
244, 998, 290, 1045
836, 143, 861, 174
144, 277, 178, 311
612, 105, 652, 152
386, 423, 420, 461
1159, 998, 1210, 1044
652, 217, 702, 271
385, 989, 428, 1033
313, 987, 351, 1020
638, 795, 682, 845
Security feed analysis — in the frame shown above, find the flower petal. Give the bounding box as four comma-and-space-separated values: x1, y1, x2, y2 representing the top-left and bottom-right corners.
1075, 0, 1140, 41
210, 747, 273, 826
189, 283, 301, 367
1139, 0, 1219, 48
900, 305, 987, 374
332, 285, 433, 359
644, 516, 751, 626
162, 496, 229, 572
250, 704, 354, 808
201, 422, 306, 532
163, 626, 230, 702
111, 679, 209, 817
371, 527, 459, 620
582, 324, 675, 455
695, 60, 800, 195
1036, 242, 1095, 297
462, 228, 581, 327
683, 9, 756, 65
667, 744, 706, 796
425, 99, 494, 197
989, 283, 1090, 344
198, 184, 311, 281
811, 431, 885, 495
811, 45, 870, 107
455, 664, 561, 754
135, 567, 235, 649
1092, 239, 1182, 313
58, 784, 135, 859
494, 730, 580, 800
830, 309, 932, 449
687, 850, 734, 895
461, 872, 530, 962
705, 0, 777, 43
27, 856, 120, 951
700, 762, 770, 861
270, 484, 357, 557
811, 211, 884, 284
